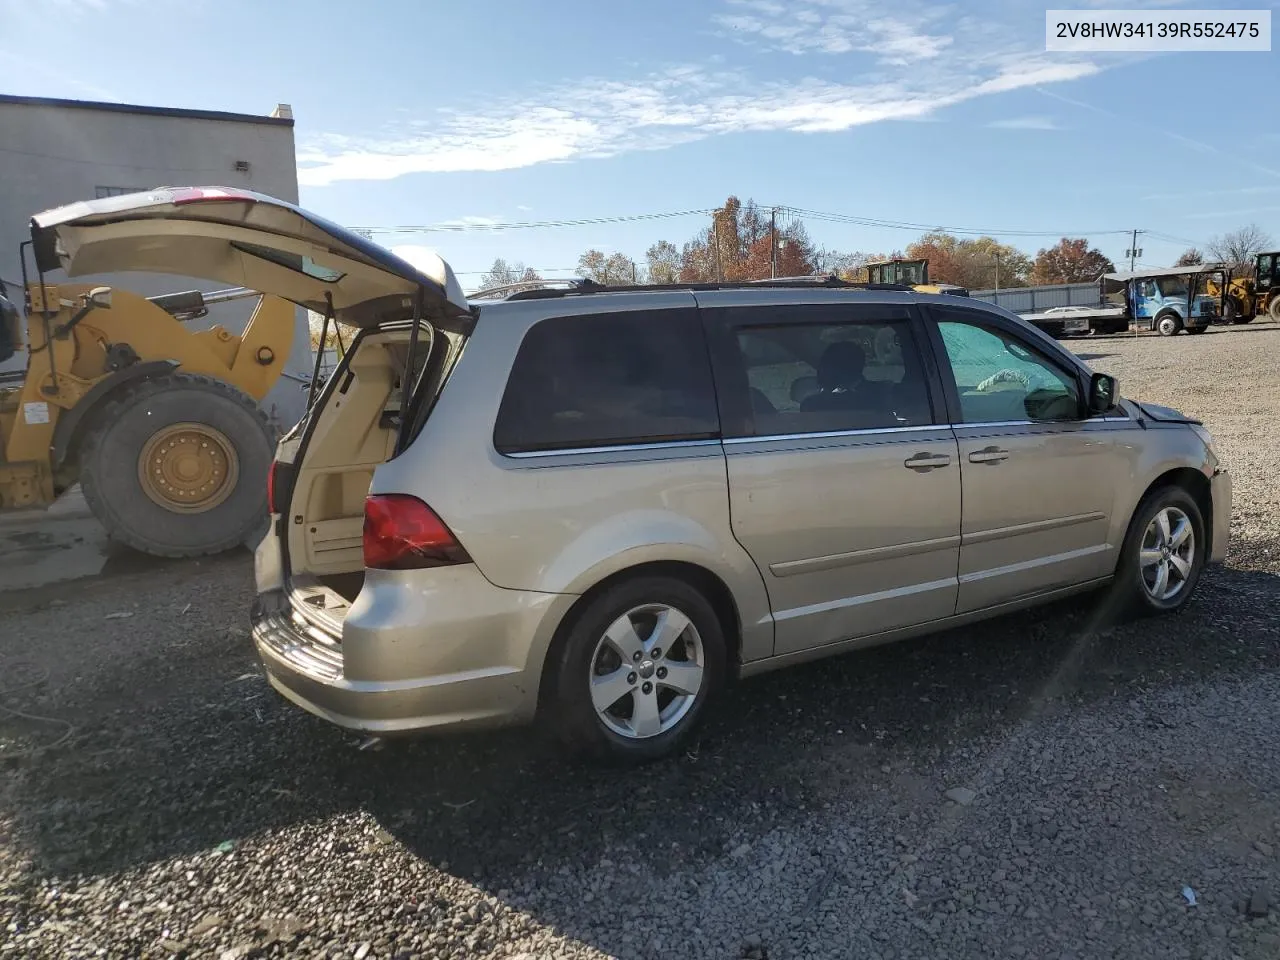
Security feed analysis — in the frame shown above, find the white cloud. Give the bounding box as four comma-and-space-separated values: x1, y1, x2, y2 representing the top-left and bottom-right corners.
715, 0, 953, 62
299, 58, 1098, 186
986, 116, 1061, 130
297, 1, 1102, 186
721, 0, 962, 63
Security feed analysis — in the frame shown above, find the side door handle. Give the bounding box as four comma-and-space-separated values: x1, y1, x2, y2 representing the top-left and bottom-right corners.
904, 452, 952, 471
968, 446, 1010, 464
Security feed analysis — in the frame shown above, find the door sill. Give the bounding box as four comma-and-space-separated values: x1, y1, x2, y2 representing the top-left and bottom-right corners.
739, 576, 1112, 678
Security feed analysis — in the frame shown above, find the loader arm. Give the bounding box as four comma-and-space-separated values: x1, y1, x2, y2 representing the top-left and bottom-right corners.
1, 282, 296, 507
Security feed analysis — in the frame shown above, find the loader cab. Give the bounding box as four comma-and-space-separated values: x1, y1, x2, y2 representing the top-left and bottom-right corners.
866, 258, 928, 287
1257, 252, 1277, 297
865, 258, 968, 297
0, 280, 18, 363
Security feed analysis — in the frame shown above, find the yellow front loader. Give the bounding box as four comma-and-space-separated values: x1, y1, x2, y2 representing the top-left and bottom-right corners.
864, 258, 970, 296
0, 280, 296, 557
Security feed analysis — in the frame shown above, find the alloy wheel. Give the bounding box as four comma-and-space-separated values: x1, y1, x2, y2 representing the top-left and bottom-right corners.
1139, 506, 1195, 602
588, 603, 705, 739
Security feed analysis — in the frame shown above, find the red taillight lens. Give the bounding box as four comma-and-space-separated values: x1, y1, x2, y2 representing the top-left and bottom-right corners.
363, 495, 471, 570
266, 462, 278, 514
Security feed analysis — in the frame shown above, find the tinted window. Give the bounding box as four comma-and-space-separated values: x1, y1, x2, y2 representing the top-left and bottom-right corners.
494, 309, 719, 453
934, 311, 1081, 423
725, 309, 934, 436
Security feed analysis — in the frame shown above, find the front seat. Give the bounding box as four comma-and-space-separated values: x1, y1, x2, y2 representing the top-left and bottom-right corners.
800, 342, 867, 412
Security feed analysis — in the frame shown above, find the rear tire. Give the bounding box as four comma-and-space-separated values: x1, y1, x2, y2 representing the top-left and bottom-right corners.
1187, 325, 1207, 335
79, 373, 275, 558
1269, 297, 1280, 322
546, 575, 726, 764
1100, 485, 1205, 623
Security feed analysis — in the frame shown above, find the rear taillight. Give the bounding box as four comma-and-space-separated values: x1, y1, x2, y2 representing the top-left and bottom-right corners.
266, 462, 279, 514
363, 495, 471, 570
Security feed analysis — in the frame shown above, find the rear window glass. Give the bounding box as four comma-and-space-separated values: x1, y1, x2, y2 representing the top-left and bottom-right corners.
232, 241, 345, 282
494, 309, 719, 454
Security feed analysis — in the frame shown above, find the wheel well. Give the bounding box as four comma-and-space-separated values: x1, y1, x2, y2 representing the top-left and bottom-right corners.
52, 361, 178, 469
535, 560, 745, 713
1144, 467, 1212, 545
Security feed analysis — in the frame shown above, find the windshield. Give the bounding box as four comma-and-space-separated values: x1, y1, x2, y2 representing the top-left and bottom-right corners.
1156, 277, 1189, 298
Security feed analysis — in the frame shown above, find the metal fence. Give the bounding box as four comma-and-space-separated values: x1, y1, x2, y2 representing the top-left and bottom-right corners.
970, 282, 1102, 314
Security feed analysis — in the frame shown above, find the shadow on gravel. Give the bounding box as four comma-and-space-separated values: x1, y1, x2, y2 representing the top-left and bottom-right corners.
5, 564, 1280, 902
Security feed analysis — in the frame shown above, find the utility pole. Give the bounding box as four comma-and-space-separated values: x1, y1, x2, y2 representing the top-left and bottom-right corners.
631, 260, 637, 284
1126, 229, 1143, 271
711, 213, 722, 281
770, 207, 778, 279
994, 251, 1001, 291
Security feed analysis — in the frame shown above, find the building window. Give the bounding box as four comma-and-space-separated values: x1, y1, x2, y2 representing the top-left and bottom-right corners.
94, 186, 146, 199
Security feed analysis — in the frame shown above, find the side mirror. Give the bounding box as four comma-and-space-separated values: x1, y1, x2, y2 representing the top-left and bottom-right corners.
1088, 373, 1117, 415
86, 287, 113, 309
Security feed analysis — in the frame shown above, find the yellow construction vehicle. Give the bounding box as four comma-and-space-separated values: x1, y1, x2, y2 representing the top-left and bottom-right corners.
1204, 251, 1280, 324
864, 258, 970, 296
0, 273, 296, 557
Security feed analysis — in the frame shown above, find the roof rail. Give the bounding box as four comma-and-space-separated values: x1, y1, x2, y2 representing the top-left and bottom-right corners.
501, 275, 915, 302
466, 278, 584, 301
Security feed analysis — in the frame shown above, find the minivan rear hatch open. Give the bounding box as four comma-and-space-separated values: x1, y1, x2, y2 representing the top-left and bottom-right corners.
29, 185, 471, 330
31, 186, 475, 628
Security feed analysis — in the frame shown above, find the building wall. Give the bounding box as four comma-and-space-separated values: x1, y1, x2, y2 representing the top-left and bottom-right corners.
0, 97, 313, 428
970, 282, 1103, 314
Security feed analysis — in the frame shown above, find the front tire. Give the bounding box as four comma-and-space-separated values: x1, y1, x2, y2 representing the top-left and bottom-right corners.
1101, 485, 1206, 622
1156, 313, 1182, 337
546, 576, 726, 764
79, 373, 275, 558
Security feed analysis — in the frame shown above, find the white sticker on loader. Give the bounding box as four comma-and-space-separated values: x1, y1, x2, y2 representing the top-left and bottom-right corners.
23, 401, 50, 425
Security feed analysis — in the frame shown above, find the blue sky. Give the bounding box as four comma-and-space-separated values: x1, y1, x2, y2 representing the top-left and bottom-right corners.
3, 0, 1278, 286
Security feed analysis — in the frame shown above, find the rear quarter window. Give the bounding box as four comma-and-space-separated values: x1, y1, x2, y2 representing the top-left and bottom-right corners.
493, 307, 719, 454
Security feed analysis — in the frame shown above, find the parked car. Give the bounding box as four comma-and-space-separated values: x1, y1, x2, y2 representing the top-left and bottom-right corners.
29, 188, 1234, 764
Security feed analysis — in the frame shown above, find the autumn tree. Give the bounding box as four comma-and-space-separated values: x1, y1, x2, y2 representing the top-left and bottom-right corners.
1207, 224, 1273, 276
481, 256, 540, 289
1030, 238, 1115, 284
576, 249, 639, 284
814, 248, 868, 280
966, 237, 1032, 288
904, 233, 1031, 289
1174, 248, 1204, 267
646, 240, 680, 284
741, 217, 817, 279
679, 234, 716, 282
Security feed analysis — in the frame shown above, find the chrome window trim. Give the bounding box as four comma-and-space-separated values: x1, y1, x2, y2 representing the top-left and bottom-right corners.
723, 424, 944, 445
502, 438, 721, 459
501, 413, 1132, 458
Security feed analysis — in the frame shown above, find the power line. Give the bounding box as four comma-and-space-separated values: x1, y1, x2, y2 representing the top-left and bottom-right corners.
358, 203, 1148, 241
777, 205, 1136, 238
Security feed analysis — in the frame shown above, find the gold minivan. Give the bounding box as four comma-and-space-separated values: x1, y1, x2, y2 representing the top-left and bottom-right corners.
33, 189, 1232, 763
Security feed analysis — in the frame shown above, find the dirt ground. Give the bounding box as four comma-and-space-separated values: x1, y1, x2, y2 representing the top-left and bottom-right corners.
2, 321, 1279, 960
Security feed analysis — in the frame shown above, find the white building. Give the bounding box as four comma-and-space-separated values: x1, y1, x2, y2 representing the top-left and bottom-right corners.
0, 94, 313, 426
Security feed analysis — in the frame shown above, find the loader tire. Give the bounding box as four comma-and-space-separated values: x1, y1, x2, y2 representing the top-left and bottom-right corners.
79, 373, 275, 558
1270, 297, 1280, 323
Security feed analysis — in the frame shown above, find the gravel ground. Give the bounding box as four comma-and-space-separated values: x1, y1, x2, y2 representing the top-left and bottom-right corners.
3, 322, 1280, 960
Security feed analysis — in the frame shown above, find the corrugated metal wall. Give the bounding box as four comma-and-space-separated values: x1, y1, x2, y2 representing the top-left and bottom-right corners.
970, 282, 1102, 314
